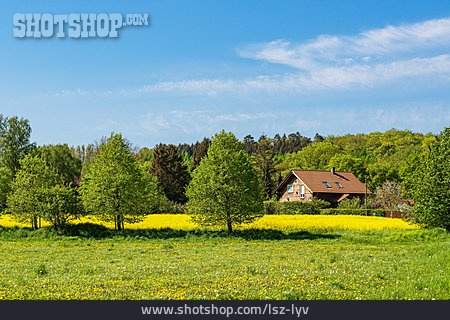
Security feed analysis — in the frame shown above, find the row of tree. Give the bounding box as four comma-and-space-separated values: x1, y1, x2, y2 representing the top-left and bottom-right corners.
0, 113, 449, 230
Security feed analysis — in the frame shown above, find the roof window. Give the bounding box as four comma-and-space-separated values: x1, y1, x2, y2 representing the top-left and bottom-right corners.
322, 181, 332, 188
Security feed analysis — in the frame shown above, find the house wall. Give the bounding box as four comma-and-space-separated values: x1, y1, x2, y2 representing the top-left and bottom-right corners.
278, 176, 314, 202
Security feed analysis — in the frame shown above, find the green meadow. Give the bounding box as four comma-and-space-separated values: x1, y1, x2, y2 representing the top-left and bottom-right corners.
0, 227, 448, 300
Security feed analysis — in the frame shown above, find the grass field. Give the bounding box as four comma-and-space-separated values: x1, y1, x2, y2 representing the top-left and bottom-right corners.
0, 214, 448, 300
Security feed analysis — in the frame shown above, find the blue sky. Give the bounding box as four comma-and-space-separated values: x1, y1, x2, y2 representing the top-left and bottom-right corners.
1, 0, 450, 148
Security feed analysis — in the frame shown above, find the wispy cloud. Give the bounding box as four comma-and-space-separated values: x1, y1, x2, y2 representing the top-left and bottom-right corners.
238, 17, 450, 69
234, 17, 450, 89
39, 17, 450, 98
136, 110, 280, 135
95, 104, 450, 145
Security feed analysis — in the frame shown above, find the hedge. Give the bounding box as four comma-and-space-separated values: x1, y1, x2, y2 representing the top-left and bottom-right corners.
263, 200, 327, 215
263, 200, 384, 216
319, 208, 385, 217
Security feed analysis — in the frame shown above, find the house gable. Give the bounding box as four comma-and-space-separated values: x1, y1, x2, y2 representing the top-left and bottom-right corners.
275, 171, 314, 202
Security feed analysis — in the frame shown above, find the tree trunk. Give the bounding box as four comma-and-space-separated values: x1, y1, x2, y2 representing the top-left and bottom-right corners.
225, 203, 232, 233
32, 216, 38, 230
116, 214, 124, 231
227, 221, 232, 233
226, 211, 232, 233
116, 214, 122, 231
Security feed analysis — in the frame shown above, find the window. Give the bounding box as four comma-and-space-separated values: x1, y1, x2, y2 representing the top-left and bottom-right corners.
322, 181, 332, 188
335, 182, 343, 188
300, 185, 305, 198
287, 184, 294, 193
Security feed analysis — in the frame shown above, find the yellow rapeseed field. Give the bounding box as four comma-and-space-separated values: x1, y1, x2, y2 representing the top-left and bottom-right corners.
0, 213, 419, 231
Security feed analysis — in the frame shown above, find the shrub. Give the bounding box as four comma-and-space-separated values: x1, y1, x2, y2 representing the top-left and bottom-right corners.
263, 200, 322, 215
309, 199, 331, 209
162, 201, 185, 214
320, 208, 385, 217
263, 201, 276, 215
338, 197, 362, 209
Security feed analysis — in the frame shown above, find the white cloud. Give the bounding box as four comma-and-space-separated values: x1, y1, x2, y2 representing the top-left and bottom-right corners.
232, 17, 450, 90
129, 105, 450, 141
309, 54, 450, 88
133, 54, 450, 93
238, 17, 450, 69
39, 17, 450, 97
136, 110, 280, 135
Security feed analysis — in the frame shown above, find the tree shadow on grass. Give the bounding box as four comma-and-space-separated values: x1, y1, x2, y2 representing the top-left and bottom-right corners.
58, 223, 339, 241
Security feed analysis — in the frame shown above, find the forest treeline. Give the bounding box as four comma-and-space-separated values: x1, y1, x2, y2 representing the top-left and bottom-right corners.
72, 129, 436, 196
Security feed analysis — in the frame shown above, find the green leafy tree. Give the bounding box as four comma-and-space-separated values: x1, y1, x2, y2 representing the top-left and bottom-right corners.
413, 127, 450, 229
80, 133, 152, 230
0, 115, 35, 176
151, 144, 190, 204
242, 134, 257, 155
43, 185, 83, 230
253, 135, 276, 200
7, 155, 56, 229
0, 166, 13, 212
136, 147, 153, 163
38, 144, 82, 185
186, 130, 263, 233
277, 141, 340, 174
140, 162, 170, 213
328, 154, 367, 181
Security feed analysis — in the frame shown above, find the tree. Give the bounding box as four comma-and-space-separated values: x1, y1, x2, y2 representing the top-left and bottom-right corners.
253, 135, 276, 200
72, 144, 95, 165
186, 130, 262, 233
0, 166, 13, 212
38, 144, 82, 185
375, 181, 405, 215
277, 141, 340, 175
140, 162, 170, 213
43, 184, 83, 230
151, 144, 190, 204
328, 154, 367, 182
136, 147, 153, 163
80, 133, 152, 230
191, 138, 210, 170
242, 135, 257, 155
314, 133, 325, 143
0, 115, 35, 176
413, 127, 450, 229
7, 155, 56, 229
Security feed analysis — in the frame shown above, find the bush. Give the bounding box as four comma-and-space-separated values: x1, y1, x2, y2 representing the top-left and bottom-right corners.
309, 199, 331, 209
263, 200, 325, 215
263, 201, 276, 215
263, 200, 384, 216
320, 208, 385, 217
161, 201, 185, 214
338, 197, 362, 209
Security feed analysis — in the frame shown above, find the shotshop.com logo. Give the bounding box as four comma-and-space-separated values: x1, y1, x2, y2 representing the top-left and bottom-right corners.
13, 13, 149, 38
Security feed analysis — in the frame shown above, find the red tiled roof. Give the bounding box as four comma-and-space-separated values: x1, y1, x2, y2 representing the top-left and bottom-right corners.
274, 170, 370, 194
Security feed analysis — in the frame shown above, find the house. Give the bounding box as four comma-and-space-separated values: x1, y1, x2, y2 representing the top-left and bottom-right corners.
273, 167, 370, 206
